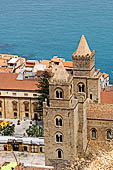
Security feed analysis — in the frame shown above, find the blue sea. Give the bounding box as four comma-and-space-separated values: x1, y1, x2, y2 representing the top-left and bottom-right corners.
0, 0, 113, 81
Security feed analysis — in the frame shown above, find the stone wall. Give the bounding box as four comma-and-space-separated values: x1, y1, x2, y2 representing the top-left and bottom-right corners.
43, 103, 79, 166
87, 103, 113, 141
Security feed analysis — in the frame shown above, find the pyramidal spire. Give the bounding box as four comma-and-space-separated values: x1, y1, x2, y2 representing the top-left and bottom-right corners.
73, 35, 91, 56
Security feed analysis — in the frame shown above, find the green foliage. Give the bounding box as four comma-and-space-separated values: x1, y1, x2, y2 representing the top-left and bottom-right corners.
26, 124, 44, 137
2, 126, 15, 136
37, 71, 51, 117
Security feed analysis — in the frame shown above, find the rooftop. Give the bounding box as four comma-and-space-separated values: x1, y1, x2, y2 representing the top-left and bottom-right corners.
63, 61, 73, 68
0, 73, 38, 91
87, 102, 113, 121
101, 88, 113, 104
101, 72, 109, 79
40, 60, 50, 68
0, 59, 8, 67
8, 58, 18, 64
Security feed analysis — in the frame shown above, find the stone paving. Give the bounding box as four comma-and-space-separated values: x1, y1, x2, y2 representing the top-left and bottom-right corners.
0, 151, 45, 165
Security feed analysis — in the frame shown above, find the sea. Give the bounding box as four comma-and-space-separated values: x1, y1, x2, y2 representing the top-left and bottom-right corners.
0, 0, 113, 82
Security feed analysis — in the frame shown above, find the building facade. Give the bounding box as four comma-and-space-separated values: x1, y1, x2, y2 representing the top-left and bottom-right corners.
0, 73, 40, 121
43, 35, 101, 168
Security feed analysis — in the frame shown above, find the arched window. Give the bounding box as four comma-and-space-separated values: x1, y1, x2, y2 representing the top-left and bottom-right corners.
78, 83, 85, 92
56, 132, 63, 143
55, 116, 63, 127
55, 88, 64, 99
107, 130, 111, 139
57, 149, 63, 159
91, 128, 96, 139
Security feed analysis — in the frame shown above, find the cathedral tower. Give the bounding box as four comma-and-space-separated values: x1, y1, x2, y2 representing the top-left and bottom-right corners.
72, 35, 101, 103
43, 63, 79, 168
43, 35, 101, 169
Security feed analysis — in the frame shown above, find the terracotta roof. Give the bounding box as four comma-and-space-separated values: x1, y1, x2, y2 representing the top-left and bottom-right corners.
73, 35, 91, 57
63, 61, 73, 68
87, 103, 113, 121
0, 73, 38, 91
0, 54, 18, 59
40, 60, 50, 67
101, 73, 109, 79
0, 67, 12, 73
51, 56, 65, 63
0, 59, 8, 67
51, 56, 60, 62
101, 88, 113, 104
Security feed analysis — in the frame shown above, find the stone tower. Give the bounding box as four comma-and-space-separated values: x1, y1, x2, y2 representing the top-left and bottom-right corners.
72, 35, 101, 103
43, 35, 101, 169
43, 63, 79, 168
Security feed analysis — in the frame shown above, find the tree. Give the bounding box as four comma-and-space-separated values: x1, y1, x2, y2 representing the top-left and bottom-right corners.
36, 71, 51, 120
26, 125, 44, 137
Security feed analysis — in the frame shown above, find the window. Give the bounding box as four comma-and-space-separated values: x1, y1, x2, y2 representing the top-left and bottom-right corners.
25, 113, 29, 118
56, 91, 59, 98
55, 116, 62, 127
0, 112, 2, 118
0, 101, 2, 107
57, 149, 63, 159
33, 94, 38, 96
12, 101, 17, 111
24, 93, 28, 96
14, 112, 17, 119
56, 133, 63, 143
90, 94, 92, 100
31, 145, 37, 153
107, 130, 111, 139
40, 147, 43, 153
78, 83, 85, 92
33, 102, 38, 112
55, 88, 63, 99
70, 84, 72, 94
91, 128, 96, 139
24, 146, 27, 151
12, 93, 16, 96
24, 102, 29, 112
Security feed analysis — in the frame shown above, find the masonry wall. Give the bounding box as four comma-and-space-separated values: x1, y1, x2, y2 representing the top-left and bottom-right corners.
87, 119, 113, 141
0, 90, 38, 120
87, 103, 113, 141
77, 101, 87, 156
73, 76, 100, 103
87, 78, 101, 103
43, 104, 79, 166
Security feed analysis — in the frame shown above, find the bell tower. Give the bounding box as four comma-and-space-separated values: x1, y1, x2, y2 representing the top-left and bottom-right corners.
72, 34, 95, 77
72, 35, 101, 103
43, 63, 79, 168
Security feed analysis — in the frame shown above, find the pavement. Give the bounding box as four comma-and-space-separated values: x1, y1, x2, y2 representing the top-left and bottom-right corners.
0, 151, 45, 165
